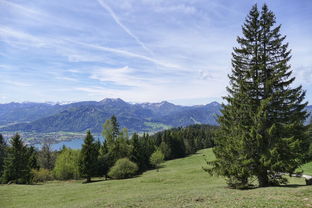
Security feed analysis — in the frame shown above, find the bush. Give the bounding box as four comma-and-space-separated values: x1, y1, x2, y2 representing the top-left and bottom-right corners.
53, 148, 80, 180
108, 158, 138, 179
32, 168, 53, 183
150, 149, 164, 171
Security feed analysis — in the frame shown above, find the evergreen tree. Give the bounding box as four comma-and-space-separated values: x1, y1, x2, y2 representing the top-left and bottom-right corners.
97, 141, 111, 179
28, 146, 39, 170
102, 115, 120, 146
0, 134, 7, 177
131, 133, 147, 171
111, 115, 120, 139
78, 130, 99, 182
38, 143, 55, 170
208, 4, 308, 188
2, 134, 32, 184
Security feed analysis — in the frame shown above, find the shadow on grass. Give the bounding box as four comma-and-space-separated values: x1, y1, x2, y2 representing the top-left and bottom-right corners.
246, 184, 307, 190
277, 184, 306, 188
82, 179, 106, 184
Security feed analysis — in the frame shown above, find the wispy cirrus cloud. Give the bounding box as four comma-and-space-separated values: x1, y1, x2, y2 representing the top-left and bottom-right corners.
96, 0, 153, 55
0, 0, 311, 104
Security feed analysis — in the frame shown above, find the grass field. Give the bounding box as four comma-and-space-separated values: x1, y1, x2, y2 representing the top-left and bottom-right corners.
1, 149, 312, 208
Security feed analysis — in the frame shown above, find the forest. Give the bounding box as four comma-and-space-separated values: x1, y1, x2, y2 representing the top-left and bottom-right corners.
0, 116, 217, 184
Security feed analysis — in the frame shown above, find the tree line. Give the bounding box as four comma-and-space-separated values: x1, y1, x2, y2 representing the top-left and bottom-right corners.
0, 116, 217, 184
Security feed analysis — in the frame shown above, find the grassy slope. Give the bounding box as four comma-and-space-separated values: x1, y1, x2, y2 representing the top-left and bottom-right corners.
1, 149, 312, 208
300, 161, 312, 175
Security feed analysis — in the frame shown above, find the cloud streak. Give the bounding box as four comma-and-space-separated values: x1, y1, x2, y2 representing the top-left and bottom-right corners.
1, 0, 311, 105
96, 0, 153, 55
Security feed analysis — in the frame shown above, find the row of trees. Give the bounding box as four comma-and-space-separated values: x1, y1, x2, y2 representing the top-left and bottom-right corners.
77, 116, 217, 182
0, 116, 217, 183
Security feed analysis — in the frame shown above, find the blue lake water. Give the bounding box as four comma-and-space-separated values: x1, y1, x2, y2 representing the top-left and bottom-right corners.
34, 136, 104, 151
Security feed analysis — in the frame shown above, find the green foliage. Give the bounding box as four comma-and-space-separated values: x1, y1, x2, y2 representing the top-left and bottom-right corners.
149, 149, 164, 170
27, 146, 39, 170
38, 143, 56, 170
2, 149, 312, 208
31, 168, 53, 183
151, 124, 217, 160
209, 4, 309, 188
103, 117, 131, 156
130, 133, 155, 171
108, 158, 138, 179
102, 115, 119, 146
53, 148, 80, 180
78, 130, 99, 182
0, 134, 7, 177
2, 134, 32, 184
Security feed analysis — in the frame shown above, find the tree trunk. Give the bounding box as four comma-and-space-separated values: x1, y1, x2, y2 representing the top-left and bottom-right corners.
257, 170, 269, 187
86, 176, 91, 183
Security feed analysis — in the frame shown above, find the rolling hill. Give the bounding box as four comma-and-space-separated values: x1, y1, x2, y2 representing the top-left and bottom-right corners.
1, 148, 311, 208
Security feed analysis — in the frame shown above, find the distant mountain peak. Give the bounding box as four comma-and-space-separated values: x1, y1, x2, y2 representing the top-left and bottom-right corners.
160, 101, 174, 105
99, 98, 126, 104
208, 101, 221, 106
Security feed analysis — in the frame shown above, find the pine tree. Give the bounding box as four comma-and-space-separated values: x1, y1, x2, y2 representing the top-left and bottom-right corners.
78, 130, 99, 183
2, 134, 32, 184
0, 134, 7, 177
131, 133, 147, 171
111, 115, 120, 139
28, 146, 39, 170
208, 4, 309, 188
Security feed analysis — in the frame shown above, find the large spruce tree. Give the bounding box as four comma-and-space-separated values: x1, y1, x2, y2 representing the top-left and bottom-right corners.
209, 4, 309, 188
79, 130, 99, 183
2, 134, 32, 184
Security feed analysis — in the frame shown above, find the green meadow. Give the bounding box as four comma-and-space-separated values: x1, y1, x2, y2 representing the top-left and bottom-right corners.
1, 148, 312, 208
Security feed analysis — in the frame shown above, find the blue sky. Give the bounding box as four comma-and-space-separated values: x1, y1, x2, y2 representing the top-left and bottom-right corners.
0, 0, 311, 105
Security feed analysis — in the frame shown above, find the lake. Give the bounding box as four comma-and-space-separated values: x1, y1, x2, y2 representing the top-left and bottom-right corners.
34, 136, 104, 150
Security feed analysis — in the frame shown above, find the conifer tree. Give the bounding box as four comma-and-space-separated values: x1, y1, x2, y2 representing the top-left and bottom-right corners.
0, 134, 6, 177
28, 146, 39, 170
2, 134, 32, 184
79, 130, 99, 183
208, 4, 309, 188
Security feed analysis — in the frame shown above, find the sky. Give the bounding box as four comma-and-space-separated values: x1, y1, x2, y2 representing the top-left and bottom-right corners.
0, 0, 311, 106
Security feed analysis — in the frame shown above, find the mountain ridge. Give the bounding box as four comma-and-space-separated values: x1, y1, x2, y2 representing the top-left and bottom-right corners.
1, 98, 311, 134
0, 98, 221, 133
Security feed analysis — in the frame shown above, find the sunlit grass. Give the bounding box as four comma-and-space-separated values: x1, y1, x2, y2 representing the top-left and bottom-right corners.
1, 148, 311, 208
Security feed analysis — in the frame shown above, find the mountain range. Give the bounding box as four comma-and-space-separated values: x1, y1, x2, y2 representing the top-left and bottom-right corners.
0, 98, 222, 134
1, 98, 311, 134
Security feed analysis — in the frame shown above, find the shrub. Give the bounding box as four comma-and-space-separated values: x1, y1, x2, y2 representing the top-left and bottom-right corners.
53, 148, 80, 180
150, 149, 164, 171
108, 158, 138, 179
32, 168, 53, 183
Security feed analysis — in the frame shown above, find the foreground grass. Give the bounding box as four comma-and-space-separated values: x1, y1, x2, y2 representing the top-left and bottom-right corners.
1, 149, 312, 208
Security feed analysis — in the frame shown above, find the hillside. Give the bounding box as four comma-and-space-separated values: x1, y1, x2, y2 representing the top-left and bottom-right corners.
1, 148, 311, 208
0, 99, 221, 133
